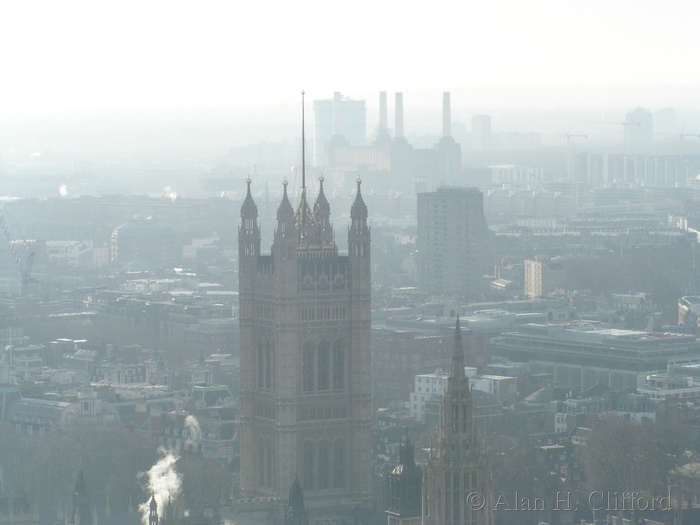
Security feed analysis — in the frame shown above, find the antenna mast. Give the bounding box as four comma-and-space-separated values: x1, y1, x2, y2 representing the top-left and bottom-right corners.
301, 90, 306, 191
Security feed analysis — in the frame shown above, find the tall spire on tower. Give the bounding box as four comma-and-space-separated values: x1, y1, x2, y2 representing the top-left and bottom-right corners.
451, 310, 466, 380
301, 90, 306, 191
296, 90, 317, 243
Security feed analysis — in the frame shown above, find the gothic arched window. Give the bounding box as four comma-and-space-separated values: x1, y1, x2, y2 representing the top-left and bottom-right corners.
317, 340, 330, 391
256, 339, 264, 389
302, 440, 315, 490
302, 342, 314, 393
318, 439, 331, 489
332, 340, 345, 391
264, 340, 274, 390
333, 438, 345, 488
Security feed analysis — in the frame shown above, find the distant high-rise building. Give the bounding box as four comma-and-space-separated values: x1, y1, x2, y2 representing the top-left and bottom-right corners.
655, 107, 677, 137
386, 435, 422, 525
523, 257, 565, 298
417, 187, 489, 299
471, 115, 492, 151
110, 219, 179, 265
313, 92, 366, 165
624, 106, 654, 145
423, 316, 494, 525
238, 175, 372, 512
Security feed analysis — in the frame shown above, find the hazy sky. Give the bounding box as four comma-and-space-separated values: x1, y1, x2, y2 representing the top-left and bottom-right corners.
1, 0, 697, 117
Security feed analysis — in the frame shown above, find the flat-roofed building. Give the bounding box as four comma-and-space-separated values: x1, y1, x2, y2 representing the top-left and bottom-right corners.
490, 322, 700, 392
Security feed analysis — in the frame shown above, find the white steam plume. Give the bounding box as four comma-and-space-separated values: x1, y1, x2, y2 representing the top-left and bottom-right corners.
184, 415, 200, 449
138, 447, 181, 525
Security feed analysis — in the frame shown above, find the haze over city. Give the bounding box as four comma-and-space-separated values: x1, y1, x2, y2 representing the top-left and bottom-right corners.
3, 2, 700, 525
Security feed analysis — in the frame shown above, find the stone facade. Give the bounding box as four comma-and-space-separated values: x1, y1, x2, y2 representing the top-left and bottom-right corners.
238, 177, 371, 512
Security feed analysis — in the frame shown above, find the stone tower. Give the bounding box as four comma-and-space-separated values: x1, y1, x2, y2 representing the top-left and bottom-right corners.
238, 175, 372, 511
423, 316, 493, 525
72, 471, 91, 525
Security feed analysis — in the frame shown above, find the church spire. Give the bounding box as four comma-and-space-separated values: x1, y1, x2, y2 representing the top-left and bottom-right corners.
295, 90, 318, 245
301, 90, 306, 191
451, 311, 466, 381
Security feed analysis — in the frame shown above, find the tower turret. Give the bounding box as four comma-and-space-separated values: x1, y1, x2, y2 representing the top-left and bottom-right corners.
148, 494, 158, 525
239, 177, 261, 258
312, 176, 333, 246
273, 179, 296, 252
349, 177, 370, 265
72, 470, 91, 525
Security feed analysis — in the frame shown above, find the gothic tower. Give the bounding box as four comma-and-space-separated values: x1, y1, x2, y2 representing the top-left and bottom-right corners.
423, 316, 493, 525
238, 168, 372, 512
72, 471, 91, 525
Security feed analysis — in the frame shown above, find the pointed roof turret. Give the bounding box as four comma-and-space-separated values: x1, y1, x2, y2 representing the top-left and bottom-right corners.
241, 177, 258, 218
277, 179, 294, 221
351, 177, 367, 219
313, 176, 330, 216
313, 176, 334, 245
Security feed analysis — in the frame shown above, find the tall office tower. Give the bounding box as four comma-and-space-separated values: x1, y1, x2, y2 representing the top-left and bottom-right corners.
471, 115, 492, 151
624, 106, 654, 145
423, 317, 494, 525
417, 187, 489, 300
238, 176, 372, 513
523, 257, 565, 298
313, 92, 366, 165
